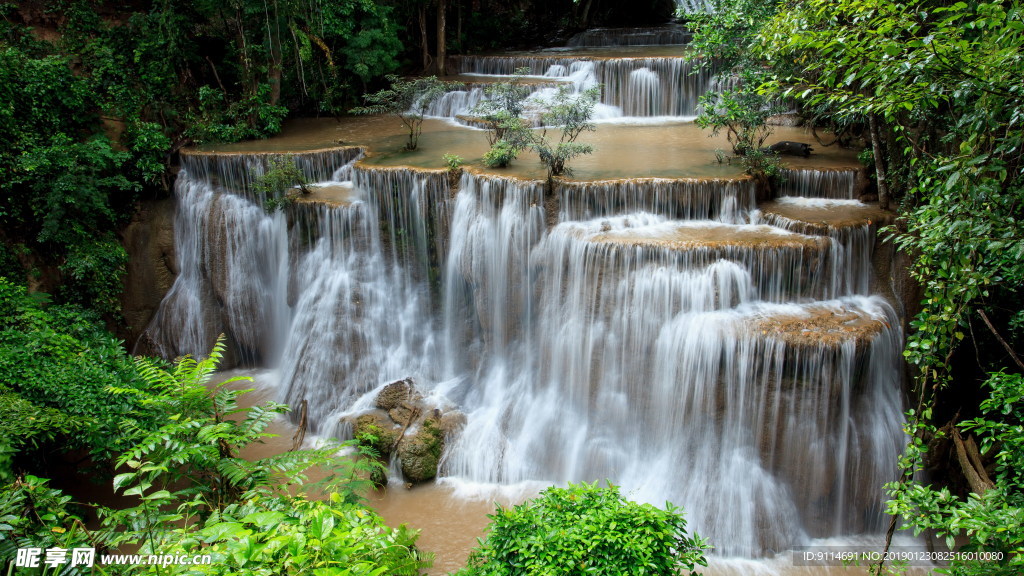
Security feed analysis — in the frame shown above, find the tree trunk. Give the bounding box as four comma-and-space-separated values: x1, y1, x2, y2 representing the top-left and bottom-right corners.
579, 0, 595, 28
436, 0, 447, 76
869, 113, 890, 210
953, 428, 994, 495
267, 0, 283, 106
419, 5, 432, 73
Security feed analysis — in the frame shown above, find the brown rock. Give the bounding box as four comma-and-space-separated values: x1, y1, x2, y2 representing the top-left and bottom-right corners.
376, 378, 414, 411
120, 198, 177, 347
398, 419, 445, 483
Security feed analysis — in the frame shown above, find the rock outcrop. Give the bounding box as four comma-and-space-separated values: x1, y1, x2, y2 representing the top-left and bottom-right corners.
345, 377, 465, 484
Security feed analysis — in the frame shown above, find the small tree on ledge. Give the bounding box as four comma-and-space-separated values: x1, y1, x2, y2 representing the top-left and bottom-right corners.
350, 75, 459, 151
532, 85, 600, 181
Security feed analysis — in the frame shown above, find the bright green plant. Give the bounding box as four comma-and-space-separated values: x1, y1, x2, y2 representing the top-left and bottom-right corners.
251, 155, 312, 213
887, 371, 1024, 575
0, 475, 102, 575
173, 493, 430, 575
350, 75, 460, 151
532, 86, 600, 180
97, 340, 415, 573
472, 67, 534, 147
482, 120, 535, 169
0, 278, 149, 471
696, 81, 785, 156
456, 482, 708, 576
443, 153, 465, 170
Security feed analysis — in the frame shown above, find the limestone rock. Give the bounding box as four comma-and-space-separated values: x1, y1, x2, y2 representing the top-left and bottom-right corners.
376, 378, 414, 411
120, 198, 177, 347
347, 377, 465, 484
350, 411, 400, 458
397, 420, 445, 483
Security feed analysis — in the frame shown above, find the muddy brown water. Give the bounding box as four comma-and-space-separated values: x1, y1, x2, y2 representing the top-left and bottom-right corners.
195, 116, 859, 182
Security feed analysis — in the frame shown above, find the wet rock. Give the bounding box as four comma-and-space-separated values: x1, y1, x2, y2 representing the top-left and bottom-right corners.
350, 411, 400, 458
763, 141, 813, 157
121, 198, 177, 347
348, 378, 465, 484
376, 378, 415, 411
398, 419, 445, 483
438, 411, 467, 438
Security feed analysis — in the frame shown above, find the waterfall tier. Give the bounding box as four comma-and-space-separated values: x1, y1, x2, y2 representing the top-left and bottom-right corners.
145, 27, 901, 558
448, 50, 713, 118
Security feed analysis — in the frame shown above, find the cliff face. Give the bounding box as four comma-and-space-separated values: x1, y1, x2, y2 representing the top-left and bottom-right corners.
119, 198, 177, 350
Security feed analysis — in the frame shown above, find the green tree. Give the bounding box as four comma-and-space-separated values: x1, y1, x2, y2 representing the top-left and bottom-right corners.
754, 2, 1024, 573
351, 75, 460, 150
456, 482, 708, 576
695, 80, 785, 155
532, 85, 600, 181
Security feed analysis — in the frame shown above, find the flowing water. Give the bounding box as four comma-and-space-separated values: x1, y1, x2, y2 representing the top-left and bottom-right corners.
143, 28, 916, 573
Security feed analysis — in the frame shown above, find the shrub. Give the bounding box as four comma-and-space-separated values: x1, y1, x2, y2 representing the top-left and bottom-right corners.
457, 482, 708, 576
532, 86, 600, 180
350, 75, 460, 151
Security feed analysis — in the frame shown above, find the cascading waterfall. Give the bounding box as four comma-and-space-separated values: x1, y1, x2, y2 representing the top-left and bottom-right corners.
438, 176, 903, 555
146, 23, 906, 562
559, 178, 755, 222
449, 54, 714, 117
779, 168, 858, 199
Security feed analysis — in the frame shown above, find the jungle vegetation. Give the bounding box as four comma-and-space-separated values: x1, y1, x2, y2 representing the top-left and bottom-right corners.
1, 0, 1023, 573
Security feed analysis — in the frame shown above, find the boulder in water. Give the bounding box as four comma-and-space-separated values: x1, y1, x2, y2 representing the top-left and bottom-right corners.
349, 378, 464, 484
375, 377, 415, 410
763, 141, 813, 157
397, 419, 445, 483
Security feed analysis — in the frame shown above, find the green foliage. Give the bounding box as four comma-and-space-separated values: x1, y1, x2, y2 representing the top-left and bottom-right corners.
739, 147, 783, 181
683, 0, 782, 71
185, 85, 289, 145
887, 372, 1024, 575
351, 75, 460, 151
0, 475, 98, 574
470, 68, 538, 169
59, 236, 129, 317
0, 340, 427, 575
472, 68, 534, 147
251, 156, 312, 213
696, 81, 785, 155
457, 482, 708, 576
170, 493, 430, 575
532, 86, 600, 179
101, 339, 417, 573
0, 43, 140, 315
443, 153, 465, 171
483, 136, 529, 169
0, 277, 148, 471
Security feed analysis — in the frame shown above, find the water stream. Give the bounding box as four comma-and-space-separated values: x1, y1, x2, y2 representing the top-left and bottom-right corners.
143, 28, 911, 572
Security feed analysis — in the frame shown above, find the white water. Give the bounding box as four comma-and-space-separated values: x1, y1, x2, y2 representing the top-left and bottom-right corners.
146, 39, 905, 562
441, 52, 714, 120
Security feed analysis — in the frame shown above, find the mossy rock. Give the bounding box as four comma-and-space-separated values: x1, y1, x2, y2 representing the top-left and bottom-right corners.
398, 419, 445, 483
353, 411, 399, 459
376, 378, 414, 411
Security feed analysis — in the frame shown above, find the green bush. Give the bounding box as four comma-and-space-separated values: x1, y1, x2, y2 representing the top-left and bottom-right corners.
0, 278, 148, 472
457, 482, 708, 576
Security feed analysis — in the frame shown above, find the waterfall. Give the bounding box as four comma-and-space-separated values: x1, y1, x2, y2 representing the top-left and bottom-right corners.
438, 175, 903, 556
147, 23, 904, 560
779, 168, 859, 199
450, 54, 714, 117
